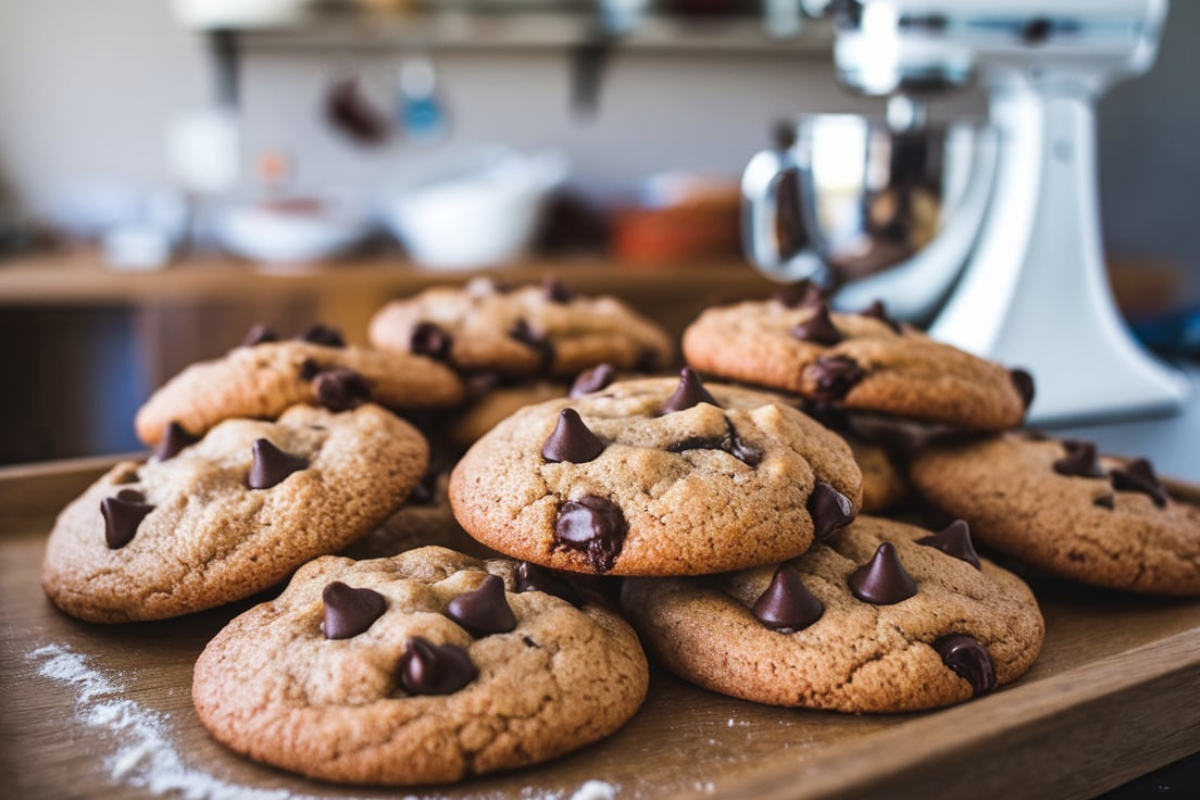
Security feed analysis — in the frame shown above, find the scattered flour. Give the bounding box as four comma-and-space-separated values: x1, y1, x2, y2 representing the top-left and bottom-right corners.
568, 780, 618, 800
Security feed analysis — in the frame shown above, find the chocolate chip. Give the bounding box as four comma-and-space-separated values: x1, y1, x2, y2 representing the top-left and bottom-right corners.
803, 355, 865, 402
848, 542, 917, 605
752, 566, 824, 633
156, 422, 199, 461
298, 359, 322, 381
859, 300, 902, 333
916, 520, 981, 569
247, 439, 309, 490
297, 323, 345, 348
543, 275, 574, 304
807, 482, 854, 542
410, 322, 453, 361
662, 368, 719, 414
1010, 369, 1035, 410
792, 303, 843, 346
1053, 440, 1105, 478
101, 491, 154, 549
508, 318, 555, 372
321, 582, 387, 639
313, 368, 372, 412
398, 638, 478, 695
668, 419, 762, 467
445, 574, 517, 638
934, 634, 996, 696
570, 363, 616, 397
240, 323, 279, 348
514, 562, 583, 606
542, 408, 605, 463
1094, 494, 1115, 509
554, 495, 628, 573
1111, 458, 1169, 508
773, 281, 827, 310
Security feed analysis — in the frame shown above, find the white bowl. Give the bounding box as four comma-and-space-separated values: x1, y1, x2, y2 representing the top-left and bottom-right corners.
216, 199, 370, 266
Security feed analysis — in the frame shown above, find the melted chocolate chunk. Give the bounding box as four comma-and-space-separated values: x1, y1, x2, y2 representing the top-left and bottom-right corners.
662, 368, 719, 414
321, 582, 387, 639
570, 363, 616, 397
752, 566, 824, 632
240, 323, 279, 348
156, 422, 199, 461
313, 368, 372, 412
791, 303, 843, 346
298, 359, 322, 381
101, 491, 154, 549
1053, 440, 1105, 478
554, 495, 628, 573
410, 322, 453, 361
298, 323, 345, 348
859, 300, 902, 333
773, 281, 827, 310
1111, 458, 1169, 508
803, 356, 865, 402
807, 482, 854, 542
934, 634, 996, 696
445, 574, 517, 638
542, 408, 605, 463
916, 520, 981, 569
399, 637, 478, 695
248, 439, 309, 490
1010, 368, 1036, 410
514, 562, 583, 606
848, 542, 917, 605
543, 275, 574, 304
1094, 494, 1116, 510
508, 319, 555, 372
667, 419, 762, 467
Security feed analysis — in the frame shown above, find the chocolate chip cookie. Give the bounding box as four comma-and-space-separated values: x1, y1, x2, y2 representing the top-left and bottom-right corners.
369, 276, 674, 380
134, 323, 465, 447
42, 404, 429, 623
909, 433, 1200, 595
192, 547, 649, 785
682, 298, 1030, 432
449, 370, 863, 576
621, 515, 1044, 712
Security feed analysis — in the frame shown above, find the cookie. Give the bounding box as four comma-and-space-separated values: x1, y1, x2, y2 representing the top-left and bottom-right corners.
909, 433, 1200, 596
682, 298, 1030, 432
192, 547, 649, 785
449, 369, 863, 576
448, 379, 568, 450
134, 323, 465, 447
42, 404, 429, 623
368, 276, 674, 380
849, 437, 908, 514
621, 515, 1044, 712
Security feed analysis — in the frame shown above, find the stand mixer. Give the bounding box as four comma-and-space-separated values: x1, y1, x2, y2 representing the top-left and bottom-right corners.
744, 0, 1189, 424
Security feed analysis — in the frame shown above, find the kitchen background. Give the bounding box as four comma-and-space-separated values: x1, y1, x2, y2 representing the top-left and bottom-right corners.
0, 0, 1197, 464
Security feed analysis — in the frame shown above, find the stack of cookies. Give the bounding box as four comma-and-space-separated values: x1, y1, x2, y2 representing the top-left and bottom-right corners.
38, 278, 1200, 790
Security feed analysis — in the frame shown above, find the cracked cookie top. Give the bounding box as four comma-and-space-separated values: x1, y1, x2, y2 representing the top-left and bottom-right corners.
368, 276, 674, 380
192, 547, 649, 786
620, 515, 1044, 712
41, 404, 429, 623
682, 298, 1030, 432
910, 433, 1200, 596
448, 371, 863, 576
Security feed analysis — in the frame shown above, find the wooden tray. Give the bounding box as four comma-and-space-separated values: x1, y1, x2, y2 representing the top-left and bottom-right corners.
3, 457, 1200, 800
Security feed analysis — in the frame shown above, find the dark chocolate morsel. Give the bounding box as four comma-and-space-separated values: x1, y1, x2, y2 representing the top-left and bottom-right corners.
321, 581, 388, 639
667, 419, 762, 467
313, 368, 372, 412
156, 421, 199, 461
410, 322, 453, 361
514, 562, 583, 607
916, 520, 981, 569
543, 275, 575, 304
240, 323, 279, 348
247, 439, 309, 490
298, 323, 345, 348
554, 495, 628, 573
508, 319, 556, 371
791, 302, 843, 346
803, 355, 865, 402
570, 363, 616, 397
1053, 440, 1105, 478
542, 408, 606, 463
445, 574, 517, 638
752, 566, 824, 632
101, 492, 155, 549
934, 634, 996, 696
859, 299, 902, 333
1094, 494, 1115, 510
662, 367, 720, 414
1010, 368, 1036, 410
399, 637, 478, 695
807, 482, 854, 542
299, 359, 322, 381
848, 542, 918, 605
1110, 458, 1169, 508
